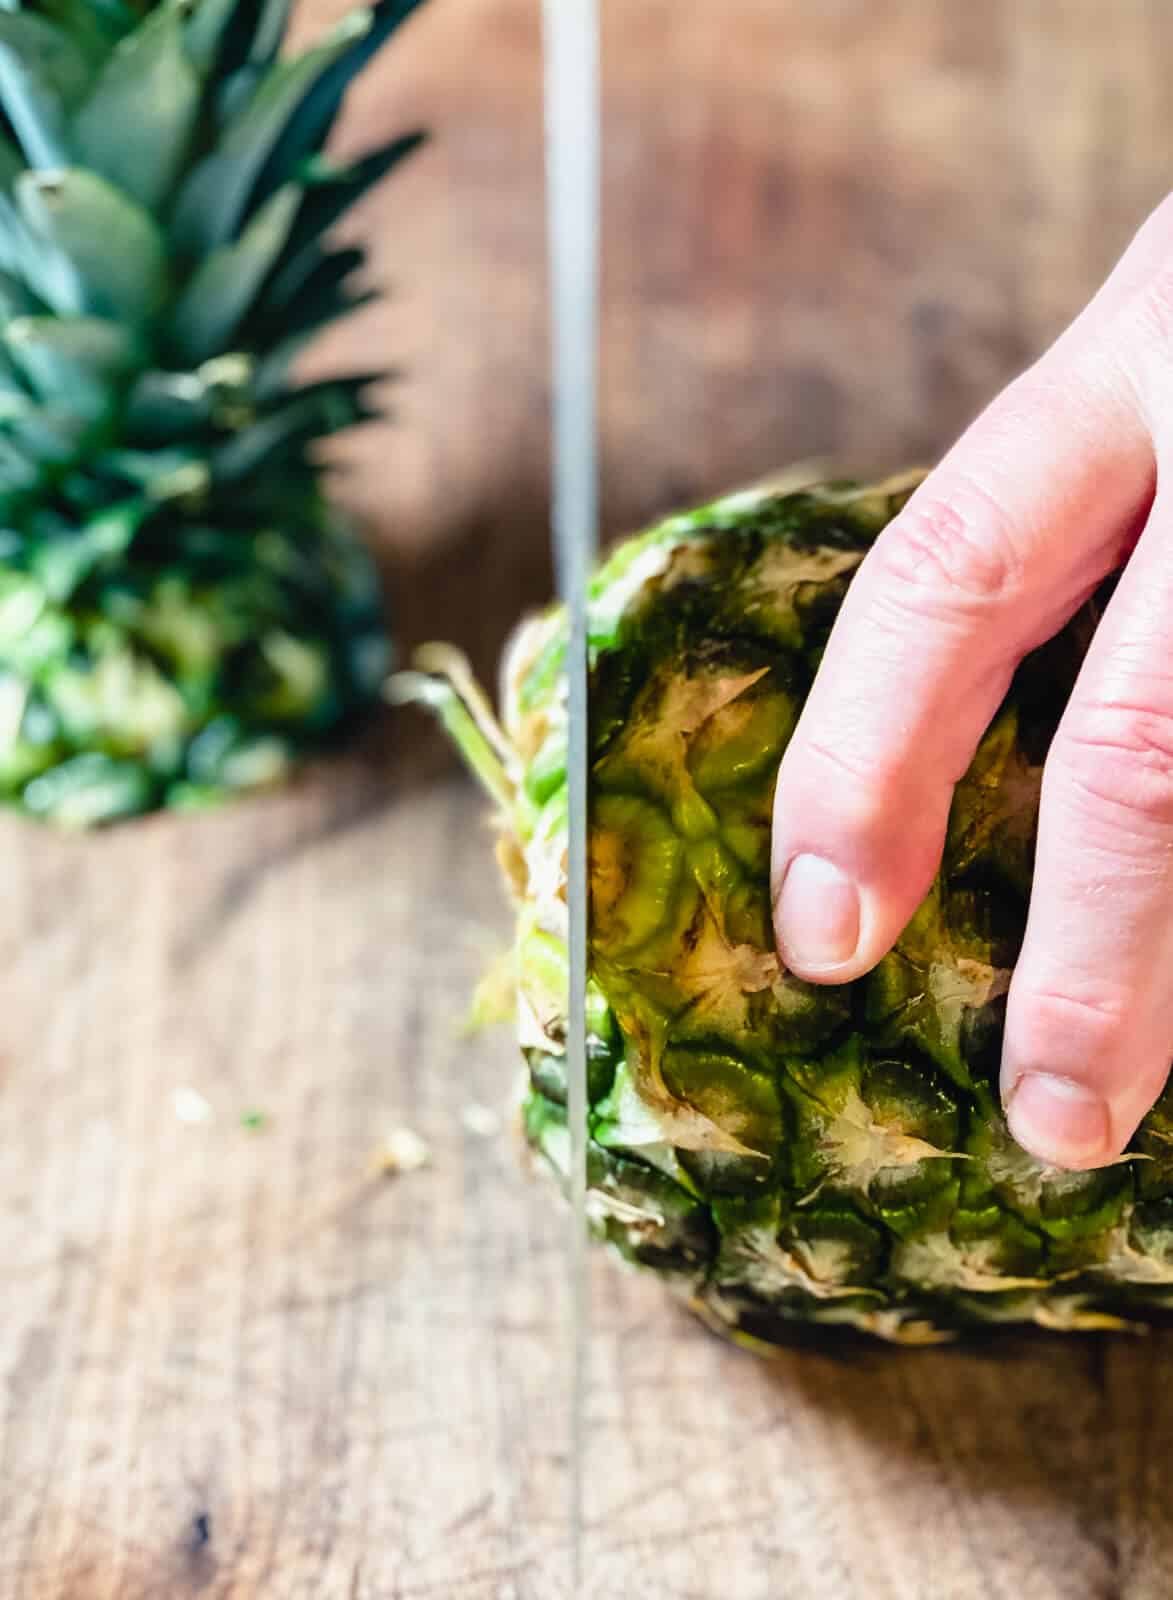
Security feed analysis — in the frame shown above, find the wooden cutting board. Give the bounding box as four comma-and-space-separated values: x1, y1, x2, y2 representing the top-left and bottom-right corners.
3, 3, 1173, 1596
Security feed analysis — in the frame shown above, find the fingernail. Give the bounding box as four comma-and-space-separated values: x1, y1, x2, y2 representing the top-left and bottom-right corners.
776, 853, 860, 972
1004, 1073, 1111, 1168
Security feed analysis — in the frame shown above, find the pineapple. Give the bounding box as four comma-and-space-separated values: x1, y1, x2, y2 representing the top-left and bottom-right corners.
402, 473, 1173, 1345
0, 0, 426, 824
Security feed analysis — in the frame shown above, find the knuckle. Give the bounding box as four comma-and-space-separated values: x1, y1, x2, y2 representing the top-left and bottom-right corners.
1053, 696, 1173, 835
793, 734, 910, 840
1135, 263, 1173, 353
1014, 981, 1128, 1065
800, 732, 878, 788
867, 480, 1023, 621
1123, 263, 1173, 406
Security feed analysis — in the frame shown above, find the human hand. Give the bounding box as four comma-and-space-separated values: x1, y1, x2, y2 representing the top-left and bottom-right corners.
770, 196, 1173, 1172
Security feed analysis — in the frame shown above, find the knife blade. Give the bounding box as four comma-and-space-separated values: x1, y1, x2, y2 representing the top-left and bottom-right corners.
540, 0, 599, 1591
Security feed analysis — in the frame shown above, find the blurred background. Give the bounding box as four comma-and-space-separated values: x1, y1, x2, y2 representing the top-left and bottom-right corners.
307, 0, 1173, 684
4, 3, 1173, 1596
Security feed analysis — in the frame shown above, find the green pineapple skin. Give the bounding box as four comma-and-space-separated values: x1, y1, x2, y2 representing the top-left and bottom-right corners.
0, 0, 426, 823
423, 475, 1173, 1345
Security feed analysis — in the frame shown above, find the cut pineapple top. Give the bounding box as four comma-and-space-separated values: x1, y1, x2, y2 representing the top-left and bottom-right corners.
0, 0, 427, 823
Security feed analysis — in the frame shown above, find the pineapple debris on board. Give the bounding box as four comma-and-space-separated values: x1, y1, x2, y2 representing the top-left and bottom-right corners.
399, 473, 1173, 1345
0, 0, 427, 825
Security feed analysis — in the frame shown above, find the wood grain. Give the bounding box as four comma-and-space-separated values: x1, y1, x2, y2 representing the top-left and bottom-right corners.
4, 2, 1173, 1596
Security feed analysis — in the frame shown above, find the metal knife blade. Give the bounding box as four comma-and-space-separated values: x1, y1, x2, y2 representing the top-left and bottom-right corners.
540, 1, 599, 1592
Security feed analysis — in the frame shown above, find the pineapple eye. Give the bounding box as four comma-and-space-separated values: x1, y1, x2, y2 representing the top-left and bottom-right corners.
663, 1043, 784, 1198
589, 792, 684, 958
686, 685, 797, 794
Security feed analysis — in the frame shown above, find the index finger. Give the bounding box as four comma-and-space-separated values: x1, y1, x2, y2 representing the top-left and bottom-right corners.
770, 350, 1147, 982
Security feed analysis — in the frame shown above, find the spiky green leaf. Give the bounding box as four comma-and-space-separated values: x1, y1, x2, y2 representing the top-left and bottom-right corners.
182, 0, 286, 83
261, 245, 365, 334
249, 0, 294, 67
251, 293, 378, 401
123, 369, 215, 442
252, 0, 427, 209
167, 183, 301, 367
100, 445, 207, 496
4, 404, 88, 467
30, 497, 145, 601
73, 2, 201, 210
0, 12, 83, 167
268, 130, 424, 309
24, 1, 129, 62
6, 314, 141, 420
181, 0, 241, 75
0, 427, 39, 494
170, 11, 379, 258
0, 131, 24, 192
0, 267, 38, 321
211, 376, 379, 481
290, 133, 426, 252
22, 750, 155, 825
17, 170, 166, 325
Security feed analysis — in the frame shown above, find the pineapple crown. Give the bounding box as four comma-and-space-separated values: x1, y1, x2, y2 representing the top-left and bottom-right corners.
0, 0, 426, 591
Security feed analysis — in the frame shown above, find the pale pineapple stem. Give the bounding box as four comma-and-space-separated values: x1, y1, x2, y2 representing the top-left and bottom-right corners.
386, 667, 522, 822
412, 642, 519, 771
